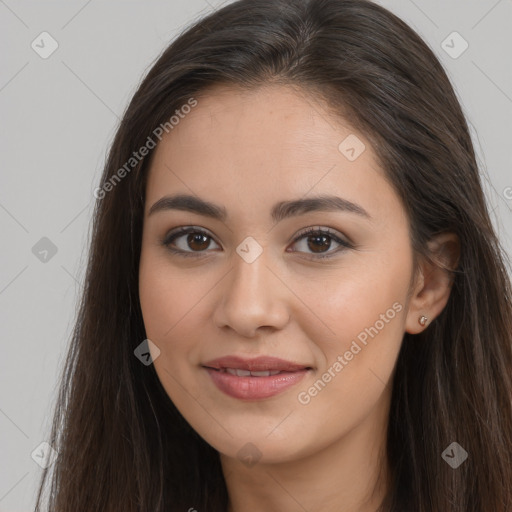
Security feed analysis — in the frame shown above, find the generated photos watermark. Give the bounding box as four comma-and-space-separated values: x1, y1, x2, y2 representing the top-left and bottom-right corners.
93, 97, 198, 200
297, 301, 403, 405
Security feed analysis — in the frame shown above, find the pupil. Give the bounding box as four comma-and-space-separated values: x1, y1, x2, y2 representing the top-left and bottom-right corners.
188, 233, 209, 251
308, 235, 330, 253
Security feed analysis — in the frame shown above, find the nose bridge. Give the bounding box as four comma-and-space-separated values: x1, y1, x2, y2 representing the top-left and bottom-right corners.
213, 241, 289, 336
232, 246, 272, 298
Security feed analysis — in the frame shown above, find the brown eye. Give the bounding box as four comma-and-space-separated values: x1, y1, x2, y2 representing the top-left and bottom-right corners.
305, 233, 332, 253
163, 227, 220, 257
289, 227, 353, 260
186, 232, 211, 251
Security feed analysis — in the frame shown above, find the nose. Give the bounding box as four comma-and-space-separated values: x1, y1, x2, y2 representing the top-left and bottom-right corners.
212, 246, 290, 338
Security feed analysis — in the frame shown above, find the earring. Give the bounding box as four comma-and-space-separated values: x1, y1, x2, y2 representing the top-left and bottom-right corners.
419, 315, 428, 326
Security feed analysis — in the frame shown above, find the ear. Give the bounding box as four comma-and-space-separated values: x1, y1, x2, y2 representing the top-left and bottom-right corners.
405, 232, 460, 334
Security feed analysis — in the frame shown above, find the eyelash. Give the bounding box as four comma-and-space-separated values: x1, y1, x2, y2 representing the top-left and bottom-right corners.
161, 225, 354, 260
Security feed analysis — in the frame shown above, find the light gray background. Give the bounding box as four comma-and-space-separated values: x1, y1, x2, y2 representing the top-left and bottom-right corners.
0, 1, 511, 510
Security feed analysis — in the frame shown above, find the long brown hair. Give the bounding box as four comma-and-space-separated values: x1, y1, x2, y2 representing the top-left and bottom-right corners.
35, 0, 512, 510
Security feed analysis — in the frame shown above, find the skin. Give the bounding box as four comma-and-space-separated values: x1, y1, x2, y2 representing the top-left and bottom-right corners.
138, 84, 459, 512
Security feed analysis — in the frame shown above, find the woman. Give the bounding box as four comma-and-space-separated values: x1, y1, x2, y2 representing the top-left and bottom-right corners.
35, 0, 512, 510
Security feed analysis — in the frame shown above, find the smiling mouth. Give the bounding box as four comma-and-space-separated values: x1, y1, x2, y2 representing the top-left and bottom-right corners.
204, 367, 312, 377
202, 355, 313, 372
202, 364, 312, 400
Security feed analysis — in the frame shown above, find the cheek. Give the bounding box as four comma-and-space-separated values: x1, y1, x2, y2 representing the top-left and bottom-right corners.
139, 259, 207, 408
138, 254, 219, 395
294, 264, 407, 344
290, 247, 411, 397
291, 274, 407, 436
139, 269, 177, 343
139, 253, 207, 344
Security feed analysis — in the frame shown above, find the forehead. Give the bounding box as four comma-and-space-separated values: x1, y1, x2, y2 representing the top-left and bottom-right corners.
164, 84, 360, 156
144, 84, 403, 229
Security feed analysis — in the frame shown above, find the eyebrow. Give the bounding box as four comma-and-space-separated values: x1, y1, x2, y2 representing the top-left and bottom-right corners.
147, 193, 371, 223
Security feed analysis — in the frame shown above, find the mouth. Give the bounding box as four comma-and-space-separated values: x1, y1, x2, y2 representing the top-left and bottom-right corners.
207, 367, 299, 377
202, 355, 313, 400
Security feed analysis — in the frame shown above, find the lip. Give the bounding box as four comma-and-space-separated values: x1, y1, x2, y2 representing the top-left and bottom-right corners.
202, 355, 312, 400
203, 355, 311, 372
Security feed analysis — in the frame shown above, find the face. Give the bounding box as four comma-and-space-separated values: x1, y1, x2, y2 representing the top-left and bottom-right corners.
138, 84, 416, 465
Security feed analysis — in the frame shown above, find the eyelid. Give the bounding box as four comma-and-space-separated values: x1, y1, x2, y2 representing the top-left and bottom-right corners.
164, 225, 217, 241
291, 225, 354, 247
